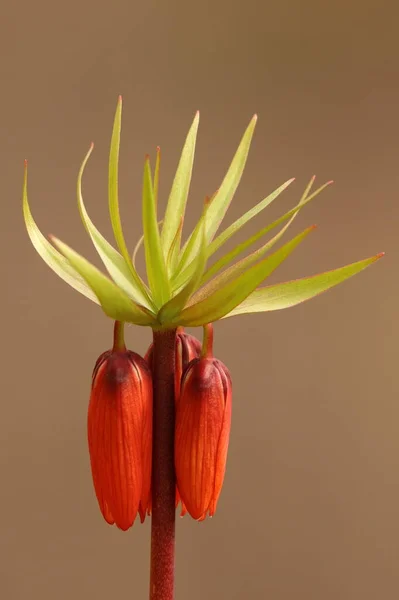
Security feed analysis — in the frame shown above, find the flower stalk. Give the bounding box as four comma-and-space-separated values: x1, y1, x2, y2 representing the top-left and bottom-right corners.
150, 329, 177, 600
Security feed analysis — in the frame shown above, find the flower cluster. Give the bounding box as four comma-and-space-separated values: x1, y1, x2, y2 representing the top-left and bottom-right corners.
88, 322, 230, 529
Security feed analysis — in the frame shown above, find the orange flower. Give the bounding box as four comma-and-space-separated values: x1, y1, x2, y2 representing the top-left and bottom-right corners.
87, 322, 152, 531
175, 325, 232, 520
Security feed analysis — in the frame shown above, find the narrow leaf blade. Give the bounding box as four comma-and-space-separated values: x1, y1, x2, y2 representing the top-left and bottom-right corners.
22, 162, 99, 303
172, 226, 315, 326
51, 236, 156, 325
77, 144, 153, 309
178, 115, 257, 270
108, 96, 137, 272
202, 179, 333, 284
159, 214, 207, 323
142, 157, 170, 306
222, 253, 384, 318
209, 177, 295, 256
161, 111, 200, 260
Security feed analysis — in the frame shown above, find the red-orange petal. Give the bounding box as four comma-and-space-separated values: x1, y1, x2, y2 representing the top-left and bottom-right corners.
88, 350, 152, 531
175, 357, 231, 520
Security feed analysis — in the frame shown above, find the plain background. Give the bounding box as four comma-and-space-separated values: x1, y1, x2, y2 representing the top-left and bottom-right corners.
1, 1, 398, 598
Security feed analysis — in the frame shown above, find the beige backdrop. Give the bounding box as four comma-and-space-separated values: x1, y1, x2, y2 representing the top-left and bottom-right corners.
1, 1, 397, 599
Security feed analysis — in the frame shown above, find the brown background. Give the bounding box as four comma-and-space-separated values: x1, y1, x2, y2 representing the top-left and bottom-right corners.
1, 1, 397, 598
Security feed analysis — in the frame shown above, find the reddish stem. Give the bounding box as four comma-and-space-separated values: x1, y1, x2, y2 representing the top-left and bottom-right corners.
149, 328, 177, 600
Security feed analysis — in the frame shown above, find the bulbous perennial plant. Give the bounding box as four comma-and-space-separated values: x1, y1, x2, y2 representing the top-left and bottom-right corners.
23, 96, 383, 600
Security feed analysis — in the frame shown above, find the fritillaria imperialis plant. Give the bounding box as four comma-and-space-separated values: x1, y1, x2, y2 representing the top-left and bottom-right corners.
23, 97, 383, 600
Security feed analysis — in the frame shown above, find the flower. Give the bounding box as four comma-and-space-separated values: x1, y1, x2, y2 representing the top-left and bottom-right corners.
23, 97, 383, 331
174, 325, 232, 520
88, 322, 152, 530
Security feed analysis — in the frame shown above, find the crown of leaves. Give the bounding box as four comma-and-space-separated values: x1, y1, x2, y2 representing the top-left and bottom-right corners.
23, 97, 382, 329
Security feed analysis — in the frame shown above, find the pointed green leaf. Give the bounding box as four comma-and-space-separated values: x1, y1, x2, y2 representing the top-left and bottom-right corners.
222, 253, 384, 318
159, 213, 207, 323
51, 236, 156, 325
108, 96, 138, 275
173, 179, 332, 291
189, 205, 300, 305
22, 162, 99, 304
177, 115, 257, 272
153, 146, 161, 209
166, 216, 183, 272
142, 157, 170, 306
171, 225, 315, 326
209, 177, 295, 256
202, 179, 332, 285
161, 111, 200, 263
77, 144, 154, 309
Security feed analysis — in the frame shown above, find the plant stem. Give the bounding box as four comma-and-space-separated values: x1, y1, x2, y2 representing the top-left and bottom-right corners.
150, 328, 177, 600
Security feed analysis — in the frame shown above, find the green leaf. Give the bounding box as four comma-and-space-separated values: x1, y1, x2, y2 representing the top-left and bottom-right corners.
201, 179, 332, 285
209, 177, 295, 256
188, 203, 301, 306
77, 144, 154, 310
173, 179, 331, 292
22, 161, 99, 304
51, 236, 156, 325
142, 157, 170, 306
132, 220, 163, 268
159, 212, 207, 323
171, 225, 315, 327
153, 146, 161, 209
108, 96, 138, 275
177, 115, 257, 273
166, 216, 183, 271
222, 253, 384, 318
161, 111, 200, 266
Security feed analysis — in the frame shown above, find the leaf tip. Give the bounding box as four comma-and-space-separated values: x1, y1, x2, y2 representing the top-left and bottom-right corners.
118, 95, 123, 104
376, 251, 385, 259
90, 141, 94, 150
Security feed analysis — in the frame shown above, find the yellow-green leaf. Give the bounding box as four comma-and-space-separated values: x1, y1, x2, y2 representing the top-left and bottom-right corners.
161, 111, 200, 265
51, 236, 156, 325
172, 225, 315, 326
142, 157, 170, 306
178, 115, 257, 272
159, 214, 207, 323
202, 179, 332, 285
222, 253, 384, 318
77, 144, 153, 309
209, 177, 295, 256
108, 97, 138, 275
22, 162, 98, 303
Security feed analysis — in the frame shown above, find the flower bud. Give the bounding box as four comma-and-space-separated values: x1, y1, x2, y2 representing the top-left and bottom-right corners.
87, 322, 152, 531
175, 325, 232, 520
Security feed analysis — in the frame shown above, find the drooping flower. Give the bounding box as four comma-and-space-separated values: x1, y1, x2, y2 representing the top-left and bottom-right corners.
175, 324, 232, 520
88, 321, 153, 530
